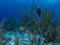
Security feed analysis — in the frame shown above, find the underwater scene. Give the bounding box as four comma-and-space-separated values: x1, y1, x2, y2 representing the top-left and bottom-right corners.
0, 0, 60, 45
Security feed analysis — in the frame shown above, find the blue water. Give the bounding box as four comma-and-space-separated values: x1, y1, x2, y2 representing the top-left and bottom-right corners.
0, 0, 60, 21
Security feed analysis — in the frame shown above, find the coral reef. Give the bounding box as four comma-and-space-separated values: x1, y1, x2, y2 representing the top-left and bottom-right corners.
0, 8, 60, 45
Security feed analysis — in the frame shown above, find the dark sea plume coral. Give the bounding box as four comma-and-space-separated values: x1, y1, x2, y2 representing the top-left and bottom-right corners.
36, 8, 60, 44
36, 8, 56, 44
44, 26, 58, 43
19, 8, 56, 45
